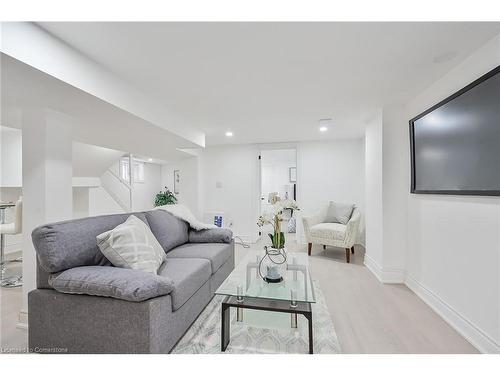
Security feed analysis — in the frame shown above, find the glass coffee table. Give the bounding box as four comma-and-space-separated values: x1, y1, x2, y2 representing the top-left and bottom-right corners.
216, 250, 316, 354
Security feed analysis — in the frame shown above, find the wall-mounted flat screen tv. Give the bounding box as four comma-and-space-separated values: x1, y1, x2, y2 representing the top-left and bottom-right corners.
410, 65, 500, 196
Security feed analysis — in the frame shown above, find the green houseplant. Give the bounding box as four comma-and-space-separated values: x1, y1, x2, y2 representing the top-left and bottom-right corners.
154, 187, 177, 206
256, 198, 299, 283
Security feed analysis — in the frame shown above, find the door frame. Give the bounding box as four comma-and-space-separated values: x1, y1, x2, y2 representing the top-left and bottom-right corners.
257, 144, 298, 241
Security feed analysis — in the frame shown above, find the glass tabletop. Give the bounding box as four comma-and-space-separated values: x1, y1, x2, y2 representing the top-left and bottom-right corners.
216, 250, 315, 303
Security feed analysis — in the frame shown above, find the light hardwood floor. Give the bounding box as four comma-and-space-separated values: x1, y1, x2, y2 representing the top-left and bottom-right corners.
237, 236, 478, 354
1, 241, 478, 354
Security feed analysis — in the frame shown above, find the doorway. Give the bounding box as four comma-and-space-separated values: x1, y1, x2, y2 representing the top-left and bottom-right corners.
259, 148, 297, 240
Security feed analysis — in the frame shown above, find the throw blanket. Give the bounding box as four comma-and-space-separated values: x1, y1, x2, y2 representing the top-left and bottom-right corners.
154, 204, 216, 231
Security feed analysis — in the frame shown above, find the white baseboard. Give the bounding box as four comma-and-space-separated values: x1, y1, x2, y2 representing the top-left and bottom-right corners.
363, 253, 405, 284
405, 275, 500, 354
364, 256, 499, 353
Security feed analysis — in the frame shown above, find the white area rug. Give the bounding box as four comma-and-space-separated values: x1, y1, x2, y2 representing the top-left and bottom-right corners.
172, 281, 341, 354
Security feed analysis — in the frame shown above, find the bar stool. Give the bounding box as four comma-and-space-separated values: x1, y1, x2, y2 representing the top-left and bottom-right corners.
0, 197, 23, 287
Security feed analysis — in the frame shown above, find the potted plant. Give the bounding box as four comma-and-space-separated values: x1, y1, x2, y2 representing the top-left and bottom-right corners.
257, 198, 300, 282
154, 187, 177, 207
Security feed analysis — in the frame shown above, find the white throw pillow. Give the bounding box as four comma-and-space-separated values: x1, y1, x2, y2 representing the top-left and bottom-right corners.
97, 215, 166, 275
325, 202, 355, 225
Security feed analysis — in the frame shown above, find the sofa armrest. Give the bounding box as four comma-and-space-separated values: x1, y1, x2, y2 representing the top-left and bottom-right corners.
49, 266, 174, 302
343, 208, 361, 247
189, 228, 233, 243
301, 208, 327, 241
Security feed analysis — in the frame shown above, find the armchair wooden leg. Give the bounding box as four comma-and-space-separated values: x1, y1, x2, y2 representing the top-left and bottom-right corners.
345, 248, 351, 263
308, 243, 312, 256
351, 246, 355, 254
323, 245, 326, 250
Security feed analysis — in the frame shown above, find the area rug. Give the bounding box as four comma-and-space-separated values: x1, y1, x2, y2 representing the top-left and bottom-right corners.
172, 281, 341, 354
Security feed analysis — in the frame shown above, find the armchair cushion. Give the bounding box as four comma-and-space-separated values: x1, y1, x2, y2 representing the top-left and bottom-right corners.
310, 223, 346, 241
188, 228, 233, 244
48, 266, 174, 302
325, 202, 355, 225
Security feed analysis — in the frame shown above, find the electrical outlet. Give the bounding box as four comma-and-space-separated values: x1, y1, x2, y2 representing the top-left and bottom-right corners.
228, 220, 234, 227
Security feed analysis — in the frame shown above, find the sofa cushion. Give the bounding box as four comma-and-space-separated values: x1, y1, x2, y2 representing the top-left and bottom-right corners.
145, 210, 189, 253
158, 258, 211, 310
48, 266, 174, 302
32, 212, 148, 273
325, 202, 355, 225
166, 242, 232, 274
188, 228, 233, 244
97, 215, 167, 275
310, 223, 346, 241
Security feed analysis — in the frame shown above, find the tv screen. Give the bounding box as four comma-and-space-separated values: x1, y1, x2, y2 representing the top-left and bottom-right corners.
410, 65, 500, 196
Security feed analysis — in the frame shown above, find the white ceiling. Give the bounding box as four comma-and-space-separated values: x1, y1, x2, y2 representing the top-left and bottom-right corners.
1, 54, 197, 162
38, 22, 500, 145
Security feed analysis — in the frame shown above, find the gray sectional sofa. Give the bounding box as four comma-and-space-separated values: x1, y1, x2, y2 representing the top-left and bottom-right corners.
29, 210, 234, 353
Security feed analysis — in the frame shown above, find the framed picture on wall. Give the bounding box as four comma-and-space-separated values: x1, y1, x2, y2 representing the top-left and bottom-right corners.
289, 167, 297, 183
174, 170, 180, 194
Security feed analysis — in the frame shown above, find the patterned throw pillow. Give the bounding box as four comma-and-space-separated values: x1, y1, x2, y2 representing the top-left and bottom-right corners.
97, 215, 166, 275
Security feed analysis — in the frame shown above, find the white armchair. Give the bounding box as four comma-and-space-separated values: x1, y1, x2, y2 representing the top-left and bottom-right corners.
302, 204, 360, 263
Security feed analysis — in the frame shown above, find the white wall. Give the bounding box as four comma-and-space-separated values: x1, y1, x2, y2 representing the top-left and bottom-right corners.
297, 139, 365, 244
72, 187, 90, 219
199, 145, 260, 241
188, 140, 366, 245
21, 108, 73, 323
132, 162, 162, 211
88, 186, 125, 216
161, 155, 201, 216
402, 34, 500, 353
379, 105, 410, 281
364, 112, 384, 270
0, 126, 22, 187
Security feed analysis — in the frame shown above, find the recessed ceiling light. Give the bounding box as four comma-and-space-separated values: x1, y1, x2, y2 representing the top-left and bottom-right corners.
318, 118, 332, 132
148, 158, 153, 162
225, 131, 233, 137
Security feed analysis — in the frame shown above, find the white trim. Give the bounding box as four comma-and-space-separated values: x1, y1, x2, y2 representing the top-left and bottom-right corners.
363, 253, 405, 284
364, 255, 499, 353
405, 275, 500, 354
364, 253, 383, 281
